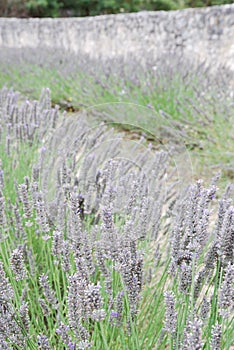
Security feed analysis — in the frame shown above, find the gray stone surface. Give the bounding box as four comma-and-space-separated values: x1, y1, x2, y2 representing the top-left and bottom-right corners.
0, 4, 233, 71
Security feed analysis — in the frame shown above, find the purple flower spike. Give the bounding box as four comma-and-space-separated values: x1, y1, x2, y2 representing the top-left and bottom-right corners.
110, 310, 119, 318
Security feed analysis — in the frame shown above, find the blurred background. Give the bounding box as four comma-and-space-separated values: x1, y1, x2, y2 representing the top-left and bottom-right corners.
0, 0, 234, 18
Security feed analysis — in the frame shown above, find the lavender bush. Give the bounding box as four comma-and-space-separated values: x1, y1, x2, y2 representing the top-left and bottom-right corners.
1, 48, 233, 185
0, 83, 233, 350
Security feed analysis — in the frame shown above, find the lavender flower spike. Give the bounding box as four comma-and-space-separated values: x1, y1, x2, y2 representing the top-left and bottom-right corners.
10, 247, 27, 281
164, 291, 177, 335
211, 323, 222, 350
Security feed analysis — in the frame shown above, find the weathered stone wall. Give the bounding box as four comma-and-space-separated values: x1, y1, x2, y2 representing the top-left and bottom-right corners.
0, 4, 233, 71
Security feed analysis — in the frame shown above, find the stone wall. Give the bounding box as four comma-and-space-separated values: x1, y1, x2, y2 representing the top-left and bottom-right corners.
0, 4, 233, 71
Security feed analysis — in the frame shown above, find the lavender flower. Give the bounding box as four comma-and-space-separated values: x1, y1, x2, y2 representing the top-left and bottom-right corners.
0, 336, 11, 350
77, 340, 92, 349
183, 318, 203, 350
200, 296, 210, 321
52, 230, 63, 257
26, 248, 35, 276
56, 323, 71, 346
19, 184, 32, 219
110, 290, 124, 327
194, 270, 206, 300
217, 206, 234, 265
19, 302, 30, 332
179, 262, 193, 294
164, 291, 177, 335
170, 180, 218, 295
35, 194, 50, 233
211, 323, 222, 350
219, 262, 234, 318
68, 272, 87, 332
95, 241, 109, 278
67, 341, 76, 349
39, 298, 51, 317
69, 191, 83, 241
10, 248, 27, 281
14, 205, 26, 241
37, 334, 51, 350
83, 282, 106, 321
101, 207, 114, 234
117, 240, 143, 319
31, 181, 39, 209
0, 261, 14, 301
39, 274, 58, 309
62, 240, 71, 272
0, 300, 25, 347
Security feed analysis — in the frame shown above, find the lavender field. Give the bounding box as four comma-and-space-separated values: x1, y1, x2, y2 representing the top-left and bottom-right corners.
0, 50, 233, 349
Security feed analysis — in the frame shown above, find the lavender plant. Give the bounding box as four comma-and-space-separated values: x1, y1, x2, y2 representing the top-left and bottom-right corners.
1, 47, 234, 186
0, 83, 233, 350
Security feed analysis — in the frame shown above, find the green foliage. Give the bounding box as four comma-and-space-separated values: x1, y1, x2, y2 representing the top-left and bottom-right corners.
26, 0, 62, 17
181, 0, 233, 7
140, 0, 179, 11
1, 0, 233, 17
60, 0, 142, 16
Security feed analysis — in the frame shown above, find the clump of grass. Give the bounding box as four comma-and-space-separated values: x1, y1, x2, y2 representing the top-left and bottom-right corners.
0, 87, 233, 349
